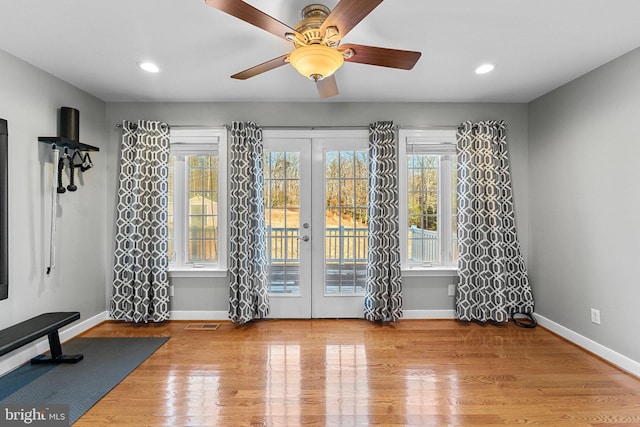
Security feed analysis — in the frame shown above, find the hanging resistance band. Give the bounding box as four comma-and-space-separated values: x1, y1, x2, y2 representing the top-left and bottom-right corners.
47, 145, 60, 275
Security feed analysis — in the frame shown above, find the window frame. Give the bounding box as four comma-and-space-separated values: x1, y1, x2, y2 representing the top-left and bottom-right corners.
168, 127, 227, 277
398, 129, 458, 275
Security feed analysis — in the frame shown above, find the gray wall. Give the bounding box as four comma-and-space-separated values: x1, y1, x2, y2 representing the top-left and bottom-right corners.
0, 50, 108, 330
528, 47, 640, 361
105, 102, 529, 313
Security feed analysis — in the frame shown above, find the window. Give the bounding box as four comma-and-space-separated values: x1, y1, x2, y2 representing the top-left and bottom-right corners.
168, 128, 227, 275
399, 129, 457, 271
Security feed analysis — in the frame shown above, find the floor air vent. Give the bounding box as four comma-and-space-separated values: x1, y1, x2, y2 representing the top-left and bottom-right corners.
184, 323, 220, 331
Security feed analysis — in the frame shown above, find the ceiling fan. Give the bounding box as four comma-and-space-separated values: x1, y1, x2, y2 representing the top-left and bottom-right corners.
204, 0, 422, 98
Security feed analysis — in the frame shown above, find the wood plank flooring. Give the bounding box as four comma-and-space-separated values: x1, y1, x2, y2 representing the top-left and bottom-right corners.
74, 320, 640, 426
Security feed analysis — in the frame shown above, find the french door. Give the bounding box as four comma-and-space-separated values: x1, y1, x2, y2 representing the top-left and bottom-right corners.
263, 129, 369, 318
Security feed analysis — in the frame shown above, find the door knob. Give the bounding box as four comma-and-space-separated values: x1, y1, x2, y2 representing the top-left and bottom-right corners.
298, 235, 310, 242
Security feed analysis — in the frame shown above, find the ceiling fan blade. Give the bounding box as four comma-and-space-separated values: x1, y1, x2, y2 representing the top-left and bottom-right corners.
339, 44, 421, 70
231, 54, 289, 80
205, 0, 302, 41
320, 0, 384, 41
316, 75, 339, 98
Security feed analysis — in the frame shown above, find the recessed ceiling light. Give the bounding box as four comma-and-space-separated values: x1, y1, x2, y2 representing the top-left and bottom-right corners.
475, 63, 495, 74
139, 62, 160, 73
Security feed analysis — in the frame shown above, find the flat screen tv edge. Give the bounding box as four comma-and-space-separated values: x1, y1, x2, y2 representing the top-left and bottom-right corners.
1, 118, 8, 300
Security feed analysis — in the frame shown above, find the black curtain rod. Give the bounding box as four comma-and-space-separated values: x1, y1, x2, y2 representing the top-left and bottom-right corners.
114, 123, 368, 130
115, 123, 460, 130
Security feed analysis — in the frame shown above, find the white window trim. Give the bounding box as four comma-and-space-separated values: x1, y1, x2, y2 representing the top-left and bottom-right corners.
169, 268, 228, 278
168, 127, 227, 276
398, 129, 458, 275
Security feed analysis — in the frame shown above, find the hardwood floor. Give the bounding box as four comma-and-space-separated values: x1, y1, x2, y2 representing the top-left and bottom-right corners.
75, 319, 640, 426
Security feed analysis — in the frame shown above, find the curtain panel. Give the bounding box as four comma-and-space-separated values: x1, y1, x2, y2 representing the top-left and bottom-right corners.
455, 120, 534, 323
365, 121, 403, 322
228, 121, 269, 323
111, 120, 170, 323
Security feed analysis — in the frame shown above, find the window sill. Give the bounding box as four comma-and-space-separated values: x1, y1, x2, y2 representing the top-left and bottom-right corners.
402, 267, 458, 277
168, 268, 228, 278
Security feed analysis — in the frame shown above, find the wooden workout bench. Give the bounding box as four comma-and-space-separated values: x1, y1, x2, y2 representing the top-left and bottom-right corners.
0, 312, 83, 364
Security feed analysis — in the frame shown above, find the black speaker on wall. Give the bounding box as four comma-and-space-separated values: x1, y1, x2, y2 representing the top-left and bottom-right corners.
0, 118, 8, 300
59, 106, 79, 142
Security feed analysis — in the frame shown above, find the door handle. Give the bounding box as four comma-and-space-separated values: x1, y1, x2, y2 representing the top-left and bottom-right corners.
298, 235, 310, 242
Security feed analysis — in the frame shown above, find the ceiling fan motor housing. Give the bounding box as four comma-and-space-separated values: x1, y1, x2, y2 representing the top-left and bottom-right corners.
293, 4, 338, 48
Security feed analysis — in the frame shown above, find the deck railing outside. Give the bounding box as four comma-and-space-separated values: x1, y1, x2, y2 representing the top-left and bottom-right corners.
408, 225, 438, 263
185, 225, 447, 265
267, 225, 445, 264
266, 226, 452, 294
267, 226, 368, 263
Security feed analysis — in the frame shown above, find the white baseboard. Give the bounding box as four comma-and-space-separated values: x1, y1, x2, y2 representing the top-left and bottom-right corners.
168, 310, 454, 321
170, 310, 229, 321
402, 309, 455, 319
401, 311, 639, 377
535, 313, 640, 378
0, 311, 108, 376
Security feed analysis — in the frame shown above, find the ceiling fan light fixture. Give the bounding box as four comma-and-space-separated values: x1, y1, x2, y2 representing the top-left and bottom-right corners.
289, 45, 344, 81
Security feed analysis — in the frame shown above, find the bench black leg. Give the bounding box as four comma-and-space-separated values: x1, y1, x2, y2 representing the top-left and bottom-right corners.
30, 330, 83, 364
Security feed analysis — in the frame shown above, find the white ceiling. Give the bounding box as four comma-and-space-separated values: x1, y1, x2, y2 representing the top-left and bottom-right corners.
1, 0, 639, 103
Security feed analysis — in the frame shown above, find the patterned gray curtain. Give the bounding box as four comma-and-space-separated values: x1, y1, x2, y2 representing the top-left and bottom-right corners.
364, 121, 402, 322
456, 120, 534, 323
111, 120, 170, 323
228, 121, 269, 323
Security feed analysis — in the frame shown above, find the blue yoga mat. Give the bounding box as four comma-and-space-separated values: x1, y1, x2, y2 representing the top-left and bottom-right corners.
0, 337, 168, 424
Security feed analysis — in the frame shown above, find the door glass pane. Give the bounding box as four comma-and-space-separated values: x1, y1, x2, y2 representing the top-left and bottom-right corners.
325, 150, 368, 295
265, 150, 301, 295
